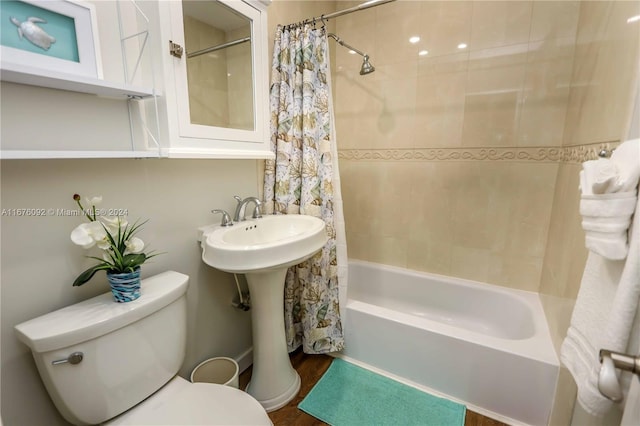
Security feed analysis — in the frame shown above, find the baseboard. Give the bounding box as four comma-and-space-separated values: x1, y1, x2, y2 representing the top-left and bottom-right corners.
235, 347, 253, 373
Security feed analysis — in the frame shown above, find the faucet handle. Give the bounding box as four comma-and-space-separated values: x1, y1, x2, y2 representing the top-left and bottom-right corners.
211, 209, 233, 227
233, 195, 243, 204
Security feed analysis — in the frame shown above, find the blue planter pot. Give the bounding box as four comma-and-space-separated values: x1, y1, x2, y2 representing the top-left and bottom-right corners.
107, 267, 141, 303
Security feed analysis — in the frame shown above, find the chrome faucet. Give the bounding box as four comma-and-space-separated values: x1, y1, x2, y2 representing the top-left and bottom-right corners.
233, 196, 263, 222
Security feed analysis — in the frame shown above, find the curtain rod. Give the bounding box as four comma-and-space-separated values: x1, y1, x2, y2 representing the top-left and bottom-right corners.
283, 0, 396, 28
187, 36, 251, 59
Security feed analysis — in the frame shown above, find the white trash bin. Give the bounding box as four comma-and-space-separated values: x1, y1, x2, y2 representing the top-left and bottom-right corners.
190, 357, 239, 389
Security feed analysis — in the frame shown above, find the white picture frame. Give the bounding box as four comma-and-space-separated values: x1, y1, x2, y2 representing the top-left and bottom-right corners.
0, 0, 103, 80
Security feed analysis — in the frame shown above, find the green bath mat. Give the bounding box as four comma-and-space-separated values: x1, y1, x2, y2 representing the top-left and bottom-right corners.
298, 358, 466, 426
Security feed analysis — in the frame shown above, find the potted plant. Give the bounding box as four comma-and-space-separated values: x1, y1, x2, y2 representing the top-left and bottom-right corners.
69, 194, 160, 302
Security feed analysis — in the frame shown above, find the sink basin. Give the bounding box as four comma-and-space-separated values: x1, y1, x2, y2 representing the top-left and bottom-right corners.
202, 214, 328, 273
200, 214, 329, 411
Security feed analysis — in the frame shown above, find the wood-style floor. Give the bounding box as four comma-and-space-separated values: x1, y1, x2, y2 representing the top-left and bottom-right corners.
239, 349, 508, 426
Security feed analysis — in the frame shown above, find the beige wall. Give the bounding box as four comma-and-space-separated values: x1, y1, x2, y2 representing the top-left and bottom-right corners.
336, 0, 581, 291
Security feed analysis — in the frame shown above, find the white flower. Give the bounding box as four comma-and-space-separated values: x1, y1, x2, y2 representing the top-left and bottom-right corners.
86, 196, 102, 206
70, 222, 107, 249
125, 237, 145, 254
96, 238, 111, 250
101, 216, 128, 234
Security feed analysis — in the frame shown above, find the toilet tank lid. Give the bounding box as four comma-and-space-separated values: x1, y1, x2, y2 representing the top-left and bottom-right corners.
14, 271, 189, 353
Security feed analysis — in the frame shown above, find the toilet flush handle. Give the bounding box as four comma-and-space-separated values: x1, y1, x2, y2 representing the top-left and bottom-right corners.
51, 351, 84, 366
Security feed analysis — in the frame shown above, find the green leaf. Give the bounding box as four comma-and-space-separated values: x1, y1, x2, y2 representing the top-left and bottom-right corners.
122, 253, 146, 271
125, 219, 147, 242
102, 223, 118, 249
73, 264, 109, 287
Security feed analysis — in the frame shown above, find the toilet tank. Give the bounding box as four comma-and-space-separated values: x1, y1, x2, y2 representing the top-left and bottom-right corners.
14, 271, 189, 425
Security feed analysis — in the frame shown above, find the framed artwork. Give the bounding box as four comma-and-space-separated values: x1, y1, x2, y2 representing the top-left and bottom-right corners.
0, 0, 102, 79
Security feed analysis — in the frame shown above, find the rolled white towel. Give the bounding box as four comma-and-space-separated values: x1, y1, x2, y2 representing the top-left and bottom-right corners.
580, 170, 589, 195
580, 192, 637, 260
610, 138, 640, 193
580, 192, 638, 217
582, 217, 634, 233
585, 232, 630, 260
582, 159, 622, 195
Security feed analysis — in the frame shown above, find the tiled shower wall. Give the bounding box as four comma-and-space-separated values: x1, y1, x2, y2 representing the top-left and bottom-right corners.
335, 1, 639, 295
540, 0, 640, 352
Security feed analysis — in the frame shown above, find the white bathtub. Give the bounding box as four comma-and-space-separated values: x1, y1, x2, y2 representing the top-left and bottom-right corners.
340, 260, 559, 426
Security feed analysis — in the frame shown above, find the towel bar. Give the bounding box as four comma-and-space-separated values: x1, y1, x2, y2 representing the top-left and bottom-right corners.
598, 349, 640, 401
598, 148, 615, 158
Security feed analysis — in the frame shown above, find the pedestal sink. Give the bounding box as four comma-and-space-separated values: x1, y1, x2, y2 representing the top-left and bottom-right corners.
200, 214, 328, 411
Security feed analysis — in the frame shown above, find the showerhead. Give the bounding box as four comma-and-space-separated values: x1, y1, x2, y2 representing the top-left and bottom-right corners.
329, 32, 375, 75
360, 55, 375, 75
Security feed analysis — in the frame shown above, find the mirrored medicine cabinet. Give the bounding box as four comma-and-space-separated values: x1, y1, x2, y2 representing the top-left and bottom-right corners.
162, 0, 271, 158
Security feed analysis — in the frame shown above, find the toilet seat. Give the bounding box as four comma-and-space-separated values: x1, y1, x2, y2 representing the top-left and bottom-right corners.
106, 376, 272, 425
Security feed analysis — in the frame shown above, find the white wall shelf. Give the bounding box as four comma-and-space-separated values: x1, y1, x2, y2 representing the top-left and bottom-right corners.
0, 62, 155, 99
0, 150, 166, 160
167, 147, 274, 159
0, 1, 163, 160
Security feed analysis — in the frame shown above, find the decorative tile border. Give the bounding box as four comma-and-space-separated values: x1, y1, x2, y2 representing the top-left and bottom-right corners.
338, 141, 619, 164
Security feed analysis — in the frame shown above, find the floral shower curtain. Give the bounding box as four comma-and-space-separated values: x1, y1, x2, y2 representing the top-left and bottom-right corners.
264, 24, 346, 354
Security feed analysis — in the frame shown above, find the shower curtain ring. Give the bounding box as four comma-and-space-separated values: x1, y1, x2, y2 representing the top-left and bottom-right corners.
321, 14, 327, 30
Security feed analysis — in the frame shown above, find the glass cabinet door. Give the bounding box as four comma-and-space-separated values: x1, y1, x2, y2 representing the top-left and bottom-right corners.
172, 0, 266, 145
183, 0, 254, 131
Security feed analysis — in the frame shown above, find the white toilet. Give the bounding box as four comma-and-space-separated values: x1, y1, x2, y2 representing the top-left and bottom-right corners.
14, 271, 272, 425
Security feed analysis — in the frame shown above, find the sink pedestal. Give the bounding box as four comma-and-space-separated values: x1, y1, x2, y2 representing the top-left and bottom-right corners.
200, 214, 328, 412
245, 268, 300, 412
